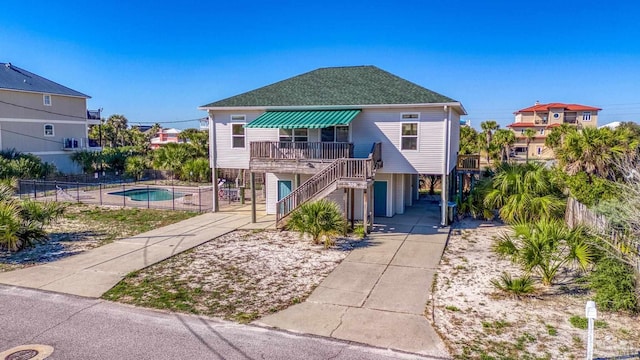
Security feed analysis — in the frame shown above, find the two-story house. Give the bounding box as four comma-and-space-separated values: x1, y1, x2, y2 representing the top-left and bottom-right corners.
150, 128, 183, 149
0, 62, 100, 173
200, 66, 466, 228
507, 102, 600, 158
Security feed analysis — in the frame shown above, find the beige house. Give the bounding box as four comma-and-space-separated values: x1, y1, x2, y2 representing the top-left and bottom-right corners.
200, 66, 467, 228
0, 62, 101, 173
507, 102, 600, 159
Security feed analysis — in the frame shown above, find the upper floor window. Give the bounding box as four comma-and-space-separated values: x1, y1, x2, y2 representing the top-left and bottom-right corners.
539, 128, 545, 135
401, 123, 418, 150
231, 114, 246, 122
279, 128, 308, 142
583, 112, 592, 121
43, 94, 51, 106
44, 124, 54, 136
321, 126, 349, 142
520, 129, 526, 135
231, 123, 245, 148
401, 113, 420, 120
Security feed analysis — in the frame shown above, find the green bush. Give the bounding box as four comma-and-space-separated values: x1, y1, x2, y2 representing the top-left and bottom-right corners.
588, 256, 638, 312
569, 315, 608, 329
490, 272, 535, 297
287, 199, 346, 248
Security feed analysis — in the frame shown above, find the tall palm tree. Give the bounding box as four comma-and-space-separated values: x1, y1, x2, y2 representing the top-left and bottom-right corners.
481, 121, 500, 163
545, 123, 576, 151
556, 127, 624, 180
106, 114, 129, 147
523, 128, 537, 163
492, 129, 516, 163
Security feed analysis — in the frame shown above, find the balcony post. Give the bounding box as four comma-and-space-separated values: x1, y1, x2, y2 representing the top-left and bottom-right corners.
251, 171, 256, 223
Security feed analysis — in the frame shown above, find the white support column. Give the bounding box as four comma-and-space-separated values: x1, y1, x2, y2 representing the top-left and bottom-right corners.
209, 113, 219, 212
441, 174, 448, 226
363, 188, 369, 234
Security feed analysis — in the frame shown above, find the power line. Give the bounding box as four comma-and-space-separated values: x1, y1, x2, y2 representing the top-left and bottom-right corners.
0, 128, 70, 145
0, 99, 205, 125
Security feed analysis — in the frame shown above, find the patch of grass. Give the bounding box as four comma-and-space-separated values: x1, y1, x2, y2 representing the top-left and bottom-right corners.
545, 324, 558, 336
60, 204, 198, 244
445, 305, 461, 312
568, 315, 608, 330
481, 320, 511, 335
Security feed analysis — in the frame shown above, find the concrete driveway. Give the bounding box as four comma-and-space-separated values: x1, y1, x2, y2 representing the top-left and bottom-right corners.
256, 200, 452, 358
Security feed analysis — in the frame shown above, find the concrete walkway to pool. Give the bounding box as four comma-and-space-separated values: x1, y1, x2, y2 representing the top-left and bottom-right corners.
256, 199, 452, 358
0, 204, 275, 298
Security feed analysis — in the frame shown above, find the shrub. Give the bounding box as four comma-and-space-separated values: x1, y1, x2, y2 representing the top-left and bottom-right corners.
287, 199, 346, 248
491, 272, 535, 297
588, 256, 638, 312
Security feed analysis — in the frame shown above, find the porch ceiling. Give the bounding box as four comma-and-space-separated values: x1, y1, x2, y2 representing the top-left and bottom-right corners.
245, 109, 361, 129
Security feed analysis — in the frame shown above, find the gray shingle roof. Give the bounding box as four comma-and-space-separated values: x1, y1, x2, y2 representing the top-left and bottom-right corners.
0, 63, 89, 98
202, 66, 455, 108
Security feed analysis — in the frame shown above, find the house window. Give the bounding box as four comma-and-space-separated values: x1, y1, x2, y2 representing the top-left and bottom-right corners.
44, 124, 54, 136
231, 114, 246, 122
321, 126, 349, 142
43, 94, 51, 106
279, 128, 308, 142
539, 128, 545, 135
520, 129, 526, 135
537, 146, 542, 155
231, 123, 245, 148
401, 123, 418, 150
583, 112, 592, 121
401, 113, 420, 120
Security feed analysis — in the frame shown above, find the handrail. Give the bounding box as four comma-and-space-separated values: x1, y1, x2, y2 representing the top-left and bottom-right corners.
250, 141, 353, 160
457, 154, 480, 171
275, 142, 381, 225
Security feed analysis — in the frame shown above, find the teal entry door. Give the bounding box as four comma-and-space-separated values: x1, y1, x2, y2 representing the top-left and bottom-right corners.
278, 180, 292, 200
374, 181, 387, 217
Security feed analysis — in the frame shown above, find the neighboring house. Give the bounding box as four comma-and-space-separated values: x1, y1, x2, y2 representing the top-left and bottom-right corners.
200, 66, 467, 228
507, 102, 601, 158
0, 62, 101, 173
150, 128, 182, 149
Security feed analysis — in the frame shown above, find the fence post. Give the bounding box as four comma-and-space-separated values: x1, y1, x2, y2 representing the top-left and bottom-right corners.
99, 183, 103, 206
54, 181, 57, 202
76, 181, 80, 203
198, 187, 202, 213
33, 180, 37, 199
172, 185, 175, 211
122, 183, 126, 207
18, 180, 22, 199
146, 185, 150, 209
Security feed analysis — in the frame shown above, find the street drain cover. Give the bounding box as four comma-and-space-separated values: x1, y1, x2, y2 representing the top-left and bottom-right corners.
0, 345, 53, 360
5, 350, 39, 360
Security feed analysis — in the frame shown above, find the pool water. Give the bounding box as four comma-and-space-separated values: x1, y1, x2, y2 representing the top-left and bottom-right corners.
108, 188, 186, 201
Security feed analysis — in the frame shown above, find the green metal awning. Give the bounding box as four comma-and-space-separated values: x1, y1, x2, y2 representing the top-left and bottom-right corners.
245, 109, 361, 129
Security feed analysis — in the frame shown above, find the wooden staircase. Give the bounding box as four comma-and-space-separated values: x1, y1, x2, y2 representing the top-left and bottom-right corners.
276, 143, 382, 227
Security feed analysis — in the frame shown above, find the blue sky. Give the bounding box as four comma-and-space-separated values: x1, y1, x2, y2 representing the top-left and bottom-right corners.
1, 0, 639, 130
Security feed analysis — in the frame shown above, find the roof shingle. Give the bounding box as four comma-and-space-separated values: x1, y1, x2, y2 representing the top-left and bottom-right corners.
201, 66, 456, 108
0, 63, 89, 98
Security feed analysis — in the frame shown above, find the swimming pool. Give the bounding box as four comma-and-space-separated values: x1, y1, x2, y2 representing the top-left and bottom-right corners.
108, 188, 186, 202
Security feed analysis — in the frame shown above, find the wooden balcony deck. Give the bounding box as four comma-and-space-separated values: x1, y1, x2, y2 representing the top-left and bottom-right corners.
250, 141, 354, 173
457, 154, 481, 172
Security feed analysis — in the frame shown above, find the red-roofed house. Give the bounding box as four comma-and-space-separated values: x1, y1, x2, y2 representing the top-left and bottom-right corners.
507, 102, 601, 158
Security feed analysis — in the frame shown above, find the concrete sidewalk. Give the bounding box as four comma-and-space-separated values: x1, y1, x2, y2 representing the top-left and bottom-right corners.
256, 200, 451, 358
0, 206, 275, 298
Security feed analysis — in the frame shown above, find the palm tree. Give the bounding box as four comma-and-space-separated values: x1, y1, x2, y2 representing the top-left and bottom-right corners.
287, 199, 346, 248
545, 124, 576, 151
492, 129, 516, 163
523, 128, 537, 163
555, 127, 624, 180
481, 121, 500, 163
483, 163, 565, 224
153, 143, 190, 180
494, 219, 595, 286
125, 156, 149, 181
459, 126, 481, 155
106, 114, 129, 147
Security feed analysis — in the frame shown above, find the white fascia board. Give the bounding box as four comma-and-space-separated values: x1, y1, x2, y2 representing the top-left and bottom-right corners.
199, 102, 467, 114
0, 118, 91, 124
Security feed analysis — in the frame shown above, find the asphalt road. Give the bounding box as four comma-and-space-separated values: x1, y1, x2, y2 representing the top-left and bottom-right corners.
0, 285, 433, 360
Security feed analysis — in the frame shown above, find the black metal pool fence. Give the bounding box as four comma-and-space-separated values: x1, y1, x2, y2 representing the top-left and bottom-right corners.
17, 179, 221, 212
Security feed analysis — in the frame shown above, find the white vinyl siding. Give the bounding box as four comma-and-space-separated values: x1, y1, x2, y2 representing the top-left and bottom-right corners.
349, 107, 449, 174
448, 110, 461, 173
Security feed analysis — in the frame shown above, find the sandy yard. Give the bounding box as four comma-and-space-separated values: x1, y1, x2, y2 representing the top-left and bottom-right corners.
103, 230, 356, 323
430, 218, 640, 360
